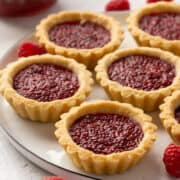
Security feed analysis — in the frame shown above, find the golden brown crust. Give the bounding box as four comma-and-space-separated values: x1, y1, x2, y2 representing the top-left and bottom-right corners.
55, 101, 156, 175
35, 11, 124, 69
0, 54, 94, 122
95, 47, 180, 112
160, 91, 180, 144
127, 2, 180, 56
55, 101, 157, 175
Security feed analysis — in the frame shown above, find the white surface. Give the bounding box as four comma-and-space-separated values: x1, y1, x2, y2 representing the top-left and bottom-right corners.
0, 1, 180, 180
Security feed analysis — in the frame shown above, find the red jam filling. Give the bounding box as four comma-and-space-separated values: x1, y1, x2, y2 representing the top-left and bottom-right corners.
70, 113, 144, 155
0, 0, 56, 17
48, 21, 111, 49
13, 64, 79, 102
139, 13, 180, 40
174, 106, 180, 124
108, 55, 175, 91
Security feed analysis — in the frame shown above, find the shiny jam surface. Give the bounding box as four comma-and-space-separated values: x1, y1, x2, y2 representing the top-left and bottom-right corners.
49, 21, 111, 49
13, 64, 79, 102
108, 55, 175, 91
70, 113, 144, 155
139, 13, 180, 40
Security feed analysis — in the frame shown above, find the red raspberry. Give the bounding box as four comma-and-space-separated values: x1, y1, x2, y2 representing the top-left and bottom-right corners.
18, 41, 46, 57
163, 144, 180, 178
105, 0, 130, 11
41, 176, 64, 180
147, 0, 173, 3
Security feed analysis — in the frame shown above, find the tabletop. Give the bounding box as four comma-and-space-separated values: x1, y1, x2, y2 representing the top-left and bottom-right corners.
0, 0, 180, 180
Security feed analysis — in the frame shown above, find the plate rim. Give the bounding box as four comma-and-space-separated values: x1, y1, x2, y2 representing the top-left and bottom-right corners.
0, 120, 100, 180
0, 10, 130, 179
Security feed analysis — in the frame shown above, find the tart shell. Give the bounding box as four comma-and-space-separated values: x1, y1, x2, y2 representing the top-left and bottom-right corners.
160, 91, 180, 144
0, 54, 94, 122
95, 47, 180, 112
55, 101, 157, 175
127, 2, 180, 56
35, 11, 124, 69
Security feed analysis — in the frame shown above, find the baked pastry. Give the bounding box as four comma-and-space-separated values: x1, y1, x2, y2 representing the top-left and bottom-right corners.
160, 91, 180, 144
95, 47, 180, 112
127, 2, 180, 56
36, 11, 124, 69
55, 101, 157, 174
0, 54, 93, 122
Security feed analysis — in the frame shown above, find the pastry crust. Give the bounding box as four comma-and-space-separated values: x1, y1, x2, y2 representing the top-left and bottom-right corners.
55, 101, 157, 175
127, 2, 180, 56
95, 47, 180, 112
0, 54, 94, 122
36, 11, 124, 69
160, 91, 180, 144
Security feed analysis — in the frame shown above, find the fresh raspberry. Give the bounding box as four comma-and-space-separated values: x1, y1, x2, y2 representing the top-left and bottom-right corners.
105, 0, 130, 11
147, 0, 173, 3
18, 41, 46, 57
163, 144, 180, 178
41, 176, 64, 180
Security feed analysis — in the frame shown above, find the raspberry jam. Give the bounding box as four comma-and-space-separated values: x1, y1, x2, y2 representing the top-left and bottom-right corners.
13, 64, 79, 102
174, 106, 180, 123
48, 21, 111, 49
108, 55, 175, 91
139, 13, 180, 40
0, 0, 56, 16
70, 113, 144, 155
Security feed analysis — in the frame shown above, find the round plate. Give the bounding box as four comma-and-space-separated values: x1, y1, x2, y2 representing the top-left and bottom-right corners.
0, 11, 173, 180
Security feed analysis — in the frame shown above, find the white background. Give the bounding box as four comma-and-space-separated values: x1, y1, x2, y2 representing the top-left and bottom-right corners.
0, 0, 180, 180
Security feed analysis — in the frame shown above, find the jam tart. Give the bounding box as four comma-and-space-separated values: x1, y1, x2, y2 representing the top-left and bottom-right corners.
127, 2, 180, 56
160, 91, 180, 144
95, 47, 180, 112
0, 54, 93, 122
55, 101, 157, 175
36, 11, 124, 69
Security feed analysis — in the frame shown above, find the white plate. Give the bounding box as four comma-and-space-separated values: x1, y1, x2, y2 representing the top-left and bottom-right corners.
0, 11, 175, 180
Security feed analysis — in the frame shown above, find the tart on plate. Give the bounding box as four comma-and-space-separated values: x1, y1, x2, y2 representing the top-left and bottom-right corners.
95, 47, 180, 112
127, 2, 180, 56
36, 11, 124, 69
160, 91, 180, 144
55, 101, 157, 175
0, 54, 93, 122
